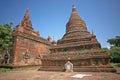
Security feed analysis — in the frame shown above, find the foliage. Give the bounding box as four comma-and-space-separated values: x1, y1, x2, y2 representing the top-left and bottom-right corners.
107, 36, 120, 63
0, 23, 13, 53
107, 36, 120, 47
109, 46, 120, 63
102, 48, 109, 53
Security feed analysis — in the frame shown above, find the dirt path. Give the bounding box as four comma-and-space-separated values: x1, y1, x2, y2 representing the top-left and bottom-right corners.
0, 69, 120, 80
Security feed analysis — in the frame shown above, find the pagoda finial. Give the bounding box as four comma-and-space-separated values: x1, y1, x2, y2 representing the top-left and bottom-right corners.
72, 5, 76, 8
91, 29, 97, 41
72, 5, 77, 13
52, 36, 57, 46
24, 8, 30, 20
91, 29, 96, 37
92, 29, 94, 35
20, 8, 33, 29
47, 35, 52, 42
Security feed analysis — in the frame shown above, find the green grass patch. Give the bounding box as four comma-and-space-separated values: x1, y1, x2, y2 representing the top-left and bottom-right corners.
0, 68, 12, 72
111, 63, 120, 67
0, 67, 39, 72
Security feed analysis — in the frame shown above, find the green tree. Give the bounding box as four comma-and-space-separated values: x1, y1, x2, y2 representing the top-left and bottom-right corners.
0, 23, 13, 54
109, 46, 120, 63
107, 36, 120, 63
107, 36, 120, 47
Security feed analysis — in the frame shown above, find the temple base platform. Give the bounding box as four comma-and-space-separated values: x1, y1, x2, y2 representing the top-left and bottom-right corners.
39, 66, 116, 72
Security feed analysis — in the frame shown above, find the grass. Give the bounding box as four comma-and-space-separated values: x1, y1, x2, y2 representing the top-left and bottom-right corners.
0, 68, 11, 72
0, 67, 39, 72
111, 63, 120, 67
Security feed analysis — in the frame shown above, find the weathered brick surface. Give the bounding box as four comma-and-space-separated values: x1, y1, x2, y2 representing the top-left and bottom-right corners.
9, 9, 51, 67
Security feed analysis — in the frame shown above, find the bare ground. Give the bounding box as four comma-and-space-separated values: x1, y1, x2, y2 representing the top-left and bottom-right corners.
0, 68, 120, 80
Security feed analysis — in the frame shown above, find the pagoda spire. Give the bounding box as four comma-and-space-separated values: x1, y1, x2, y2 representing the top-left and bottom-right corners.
21, 9, 33, 30
66, 5, 87, 33
24, 9, 29, 20
72, 5, 77, 13
91, 29, 96, 36
91, 29, 97, 42
69, 5, 81, 21
92, 29, 94, 35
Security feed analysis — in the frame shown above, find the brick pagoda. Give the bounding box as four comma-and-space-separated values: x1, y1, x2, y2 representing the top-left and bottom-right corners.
0, 5, 116, 72
40, 5, 116, 72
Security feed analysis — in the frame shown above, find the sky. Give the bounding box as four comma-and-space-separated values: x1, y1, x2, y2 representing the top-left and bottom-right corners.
0, 0, 120, 48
